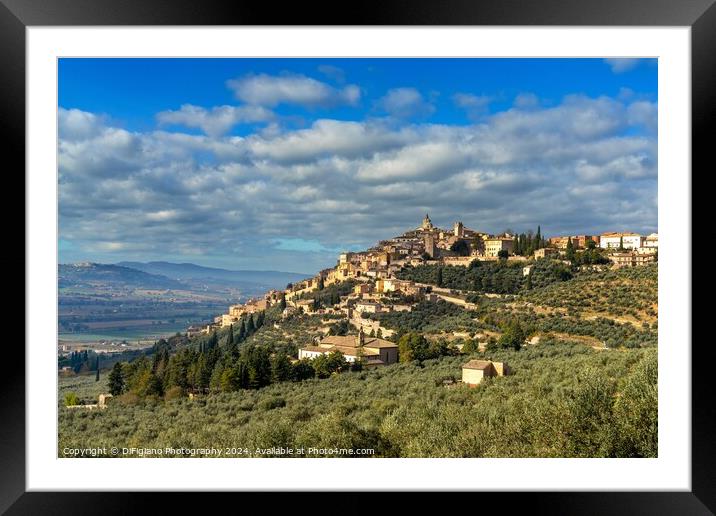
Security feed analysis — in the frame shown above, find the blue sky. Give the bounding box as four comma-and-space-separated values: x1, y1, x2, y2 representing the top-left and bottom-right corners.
58, 58, 657, 273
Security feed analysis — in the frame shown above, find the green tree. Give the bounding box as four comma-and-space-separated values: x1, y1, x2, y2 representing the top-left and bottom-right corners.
450, 239, 470, 256
497, 249, 509, 260
536, 225, 542, 250
133, 369, 164, 397
566, 367, 616, 456
484, 336, 499, 353
462, 339, 480, 354
397, 332, 429, 362
64, 392, 79, 406
312, 351, 348, 378
95, 356, 100, 382
271, 353, 293, 383
498, 319, 526, 351
566, 237, 576, 262
226, 324, 234, 346
436, 267, 444, 287
292, 358, 315, 381
204, 331, 218, 351
613, 352, 657, 457
619, 236, 625, 250
107, 362, 125, 395
219, 366, 239, 392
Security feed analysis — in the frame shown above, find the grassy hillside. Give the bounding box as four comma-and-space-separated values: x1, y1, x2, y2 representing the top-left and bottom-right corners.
395, 259, 573, 294
59, 342, 656, 458
523, 263, 658, 322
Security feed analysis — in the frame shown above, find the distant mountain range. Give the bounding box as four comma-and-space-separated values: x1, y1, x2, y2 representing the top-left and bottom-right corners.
116, 261, 309, 289
59, 261, 310, 297
59, 263, 187, 290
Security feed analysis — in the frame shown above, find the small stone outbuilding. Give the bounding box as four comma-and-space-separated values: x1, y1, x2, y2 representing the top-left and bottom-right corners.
461, 359, 510, 386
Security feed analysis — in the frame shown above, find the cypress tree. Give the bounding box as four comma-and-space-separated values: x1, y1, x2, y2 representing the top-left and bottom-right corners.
95, 356, 100, 382
107, 362, 125, 395
566, 237, 576, 262
536, 226, 542, 250
238, 320, 246, 341
208, 331, 218, 350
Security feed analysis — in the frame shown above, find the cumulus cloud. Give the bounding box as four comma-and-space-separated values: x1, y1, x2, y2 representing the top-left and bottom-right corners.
246, 119, 416, 164
59, 108, 106, 141
317, 64, 346, 83
627, 100, 658, 134
156, 104, 274, 137
453, 93, 492, 121
513, 92, 540, 109
376, 88, 435, 119
227, 73, 360, 108
59, 91, 657, 272
604, 58, 641, 73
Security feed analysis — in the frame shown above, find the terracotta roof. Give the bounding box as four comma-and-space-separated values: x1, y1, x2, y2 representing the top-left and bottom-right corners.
301, 345, 327, 353
462, 359, 494, 370
319, 335, 397, 350
362, 337, 398, 349
601, 232, 641, 237
321, 335, 357, 347
332, 345, 379, 357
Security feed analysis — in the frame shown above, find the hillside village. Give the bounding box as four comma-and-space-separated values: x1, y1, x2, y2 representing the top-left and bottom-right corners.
60, 215, 659, 456
187, 215, 658, 381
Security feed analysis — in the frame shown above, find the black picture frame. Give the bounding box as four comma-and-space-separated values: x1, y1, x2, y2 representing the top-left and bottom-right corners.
3, 0, 712, 513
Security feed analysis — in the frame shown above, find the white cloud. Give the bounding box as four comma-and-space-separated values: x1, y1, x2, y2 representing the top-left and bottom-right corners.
453, 93, 492, 120
156, 104, 274, 137
356, 141, 466, 183
377, 88, 435, 119
627, 101, 658, 133
227, 73, 360, 108
246, 119, 415, 163
317, 64, 346, 83
59, 93, 657, 271
604, 58, 641, 73
513, 93, 539, 109
58, 108, 105, 141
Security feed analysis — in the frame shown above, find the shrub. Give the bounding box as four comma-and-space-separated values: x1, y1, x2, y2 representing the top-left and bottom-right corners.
64, 392, 79, 406
164, 386, 185, 401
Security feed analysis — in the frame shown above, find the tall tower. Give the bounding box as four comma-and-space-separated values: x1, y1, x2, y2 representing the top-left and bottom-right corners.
454, 221, 464, 237
424, 234, 437, 258
421, 213, 434, 231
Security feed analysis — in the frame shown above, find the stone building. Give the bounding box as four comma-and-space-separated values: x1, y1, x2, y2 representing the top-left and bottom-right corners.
484, 237, 514, 257
461, 359, 510, 386
600, 232, 643, 250
298, 330, 398, 366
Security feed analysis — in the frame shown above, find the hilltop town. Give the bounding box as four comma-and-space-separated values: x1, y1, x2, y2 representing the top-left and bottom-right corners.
190, 215, 657, 369
61, 214, 659, 457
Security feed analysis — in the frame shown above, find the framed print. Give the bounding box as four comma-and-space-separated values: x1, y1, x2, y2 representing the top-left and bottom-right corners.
4, 0, 713, 513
